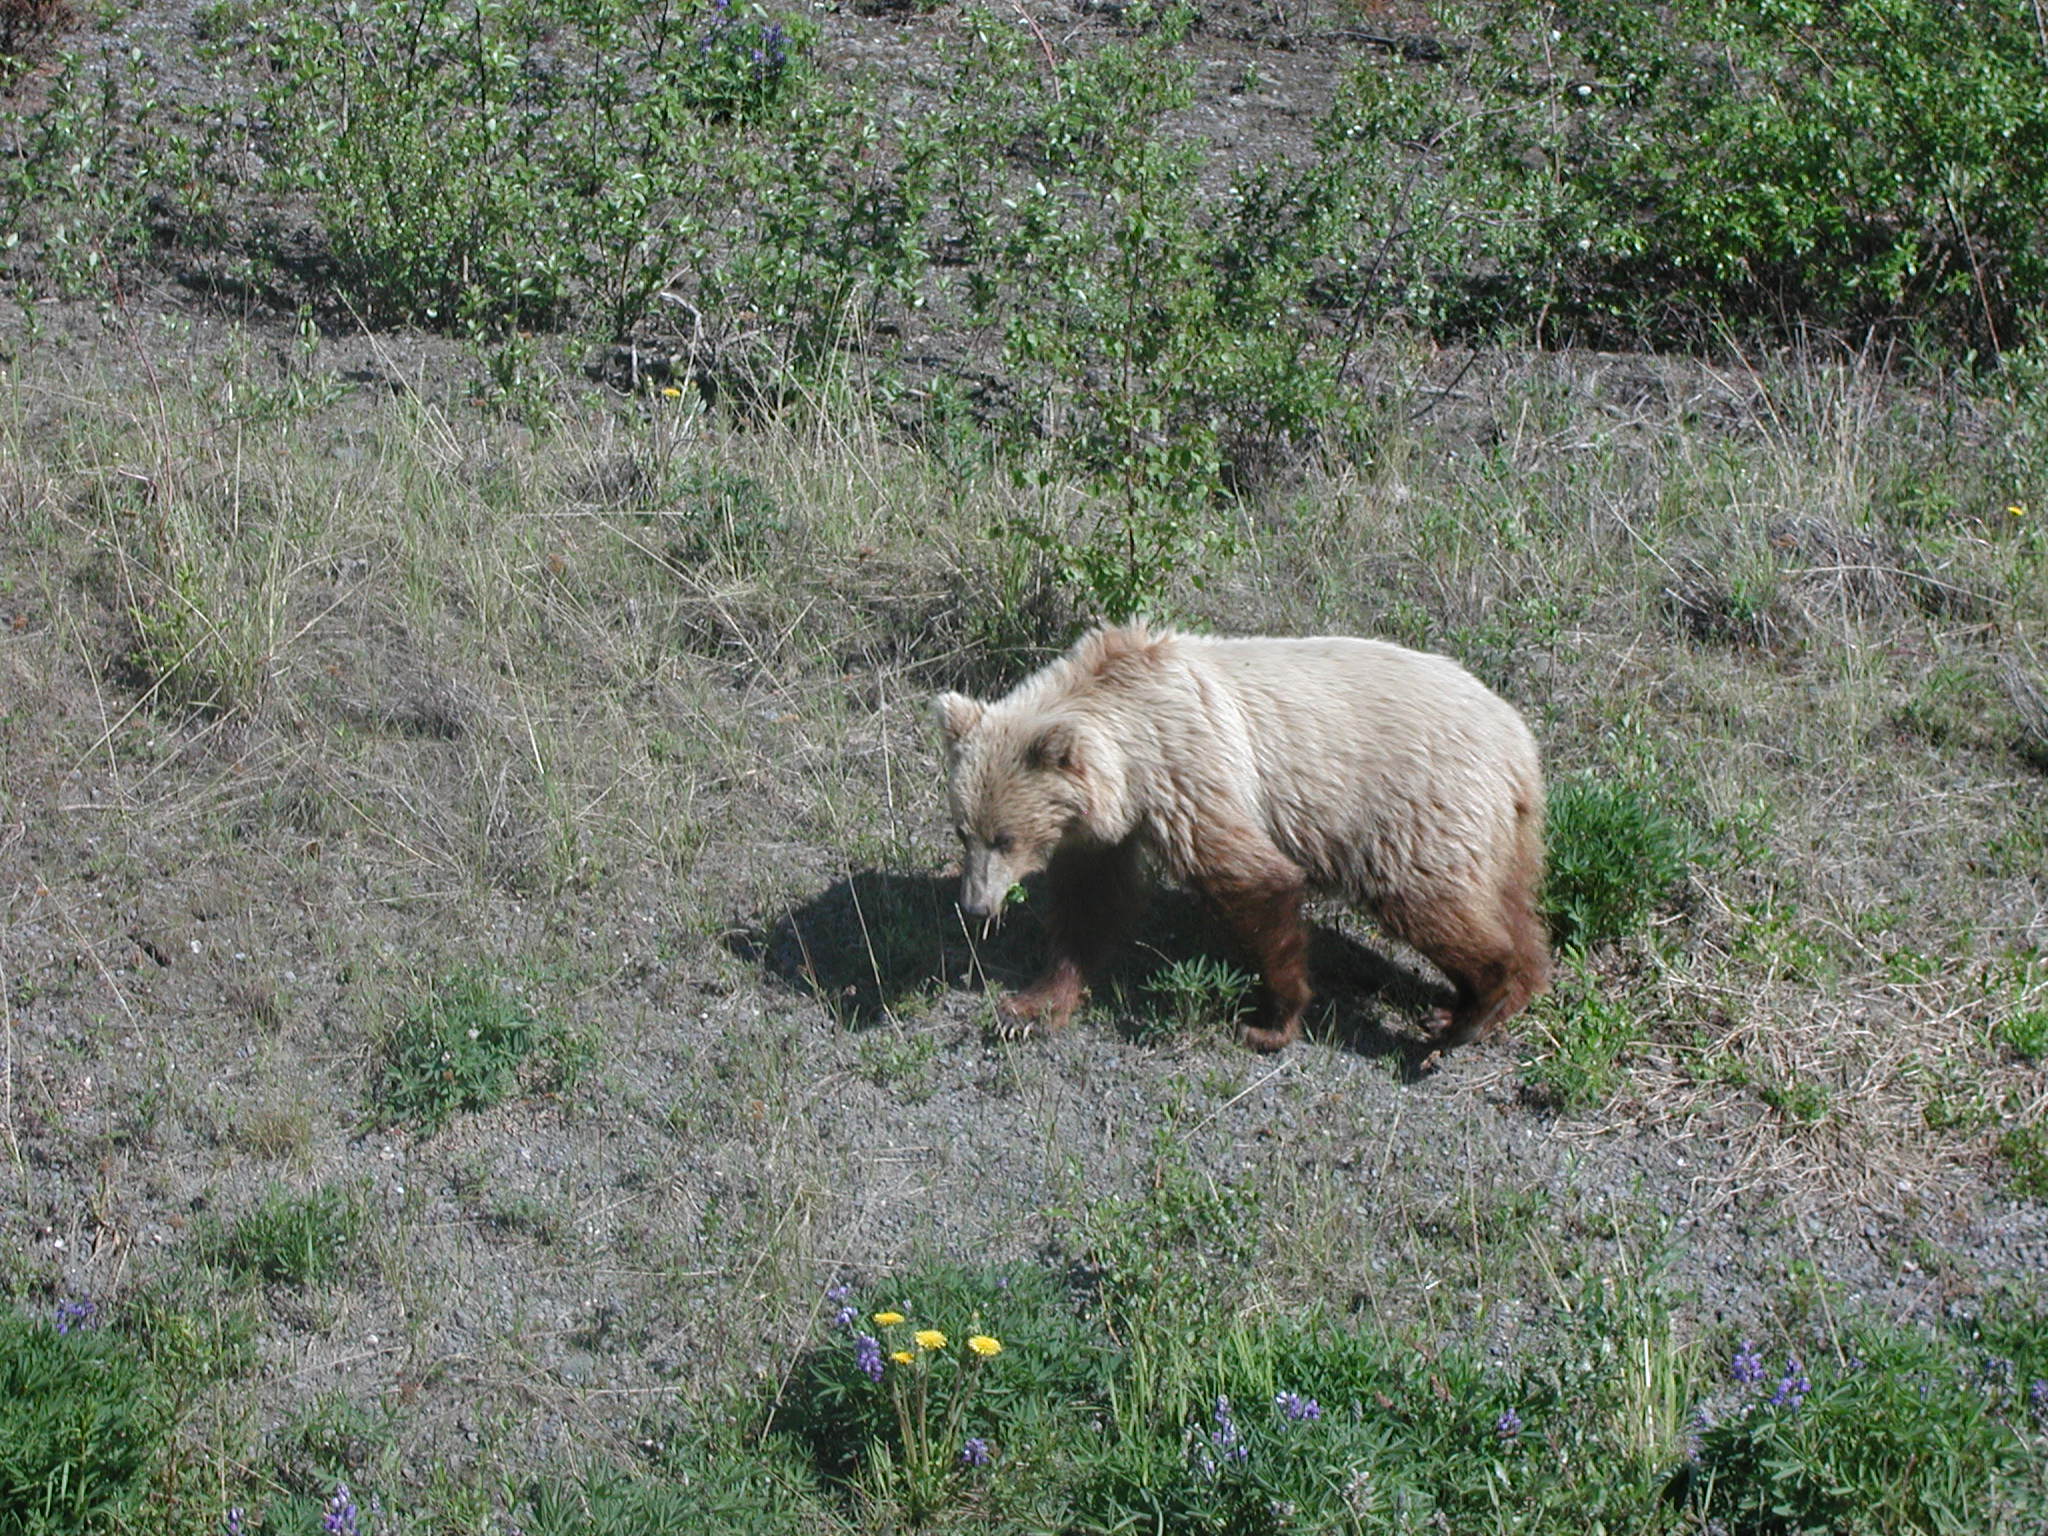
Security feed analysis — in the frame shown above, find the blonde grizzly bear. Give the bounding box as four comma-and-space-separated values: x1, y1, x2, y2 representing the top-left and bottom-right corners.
935, 623, 1548, 1052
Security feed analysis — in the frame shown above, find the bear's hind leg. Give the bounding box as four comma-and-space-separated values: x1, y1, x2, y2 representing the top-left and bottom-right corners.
1406, 891, 1549, 1049
1000, 838, 1143, 1036
1191, 827, 1313, 1053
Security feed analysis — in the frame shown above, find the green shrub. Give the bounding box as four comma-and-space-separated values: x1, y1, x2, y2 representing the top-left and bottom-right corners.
1997, 1120, 2048, 1200
1521, 958, 1646, 1111
0, 45, 173, 297
1999, 1008, 2048, 1062
0, 0, 71, 84
0, 1305, 163, 1536
656, 469, 790, 572
1377, 0, 2048, 354
1543, 774, 1696, 951
264, 0, 818, 336
931, 4, 1387, 616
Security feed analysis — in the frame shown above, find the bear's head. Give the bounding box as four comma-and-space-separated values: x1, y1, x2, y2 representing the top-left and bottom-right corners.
934, 691, 1101, 920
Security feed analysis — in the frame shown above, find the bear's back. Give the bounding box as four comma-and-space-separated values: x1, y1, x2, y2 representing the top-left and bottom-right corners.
1164, 632, 1539, 891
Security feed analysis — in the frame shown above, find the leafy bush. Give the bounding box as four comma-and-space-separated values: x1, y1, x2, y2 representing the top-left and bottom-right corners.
1521, 957, 1647, 1111
264, 0, 818, 336
0, 1306, 162, 1536
0, 0, 72, 84
2000, 1008, 2048, 1062
1543, 773, 1696, 951
656, 468, 790, 572
1374, 0, 2048, 354
1997, 1120, 2048, 1200
938, 4, 1382, 615
0, 45, 171, 294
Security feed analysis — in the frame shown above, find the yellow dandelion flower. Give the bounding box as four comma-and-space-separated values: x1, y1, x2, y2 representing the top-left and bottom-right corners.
914, 1329, 948, 1351
2009, 503, 2029, 518
967, 1335, 1002, 1357
891, 1350, 914, 1364
660, 386, 683, 400
873, 1311, 905, 1327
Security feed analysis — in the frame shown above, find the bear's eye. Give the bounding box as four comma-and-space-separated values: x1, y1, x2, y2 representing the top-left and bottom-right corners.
991, 833, 1014, 854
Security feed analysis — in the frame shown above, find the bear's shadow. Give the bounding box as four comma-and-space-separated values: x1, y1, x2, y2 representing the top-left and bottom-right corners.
730, 869, 1454, 1067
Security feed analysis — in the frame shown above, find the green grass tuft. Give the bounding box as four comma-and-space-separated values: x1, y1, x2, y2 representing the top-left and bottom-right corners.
377, 971, 582, 1134
201, 1183, 365, 1289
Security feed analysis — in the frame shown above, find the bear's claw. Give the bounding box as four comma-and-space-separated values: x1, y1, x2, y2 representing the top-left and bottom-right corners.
994, 992, 1077, 1039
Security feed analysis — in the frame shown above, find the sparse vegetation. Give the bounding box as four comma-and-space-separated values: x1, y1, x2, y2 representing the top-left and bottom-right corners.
377, 971, 587, 1134
3, 0, 2047, 1529
200, 1183, 366, 1289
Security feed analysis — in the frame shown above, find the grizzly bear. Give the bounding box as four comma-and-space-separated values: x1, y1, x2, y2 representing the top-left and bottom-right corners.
935, 623, 1549, 1052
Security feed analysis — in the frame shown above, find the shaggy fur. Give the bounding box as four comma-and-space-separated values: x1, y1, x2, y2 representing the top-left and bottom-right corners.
935, 623, 1549, 1052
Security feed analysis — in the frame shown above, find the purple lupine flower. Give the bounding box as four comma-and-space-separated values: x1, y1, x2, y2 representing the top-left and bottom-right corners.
1731, 1340, 1766, 1386
53, 1297, 97, 1333
1209, 1395, 1248, 1464
959, 1437, 991, 1467
226, 1511, 245, 1536
823, 1277, 856, 1327
854, 1334, 884, 1382
1274, 1390, 1321, 1422
324, 1482, 360, 1536
825, 1279, 858, 1331
1770, 1357, 1810, 1410
2030, 1380, 2048, 1421
1494, 1408, 1523, 1441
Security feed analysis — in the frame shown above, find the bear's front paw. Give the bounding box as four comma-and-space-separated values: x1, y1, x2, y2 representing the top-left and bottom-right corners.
1238, 1011, 1303, 1053
994, 985, 1079, 1038
1428, 1006, 1483, 1050
992, 1009, 1046, 1042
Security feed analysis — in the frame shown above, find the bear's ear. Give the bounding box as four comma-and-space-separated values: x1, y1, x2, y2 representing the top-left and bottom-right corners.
934, 692, 984, 746
1025, 720, 1086, 777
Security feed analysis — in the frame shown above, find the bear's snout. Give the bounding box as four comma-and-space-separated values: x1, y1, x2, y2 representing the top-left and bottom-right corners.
956, 852, 1016, 922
